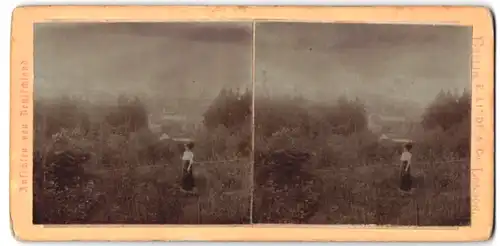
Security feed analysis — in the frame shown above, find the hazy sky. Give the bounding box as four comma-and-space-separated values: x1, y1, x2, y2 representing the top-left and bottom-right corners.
255, 22, 472, 107
34, 22, 252, 102
35, 22, 472, 109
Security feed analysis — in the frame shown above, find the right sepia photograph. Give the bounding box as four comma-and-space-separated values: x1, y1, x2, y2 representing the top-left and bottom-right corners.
252, 22, 472, 225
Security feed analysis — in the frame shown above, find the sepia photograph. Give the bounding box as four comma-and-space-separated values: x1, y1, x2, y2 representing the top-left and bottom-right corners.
252, 22, 472, 225
10, 5, 495, 242
33, 22, 253, 224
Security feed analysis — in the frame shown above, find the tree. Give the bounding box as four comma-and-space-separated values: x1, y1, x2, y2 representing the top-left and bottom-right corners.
203, 88, 251, 131
422, 89, 470, 131
105, 95, 149, 135
418, 89, 472, 159
324, 95, 368, 136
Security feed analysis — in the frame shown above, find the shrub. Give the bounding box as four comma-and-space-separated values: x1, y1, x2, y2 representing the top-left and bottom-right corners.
421, 89, 470, 132
415, 89, 471, 160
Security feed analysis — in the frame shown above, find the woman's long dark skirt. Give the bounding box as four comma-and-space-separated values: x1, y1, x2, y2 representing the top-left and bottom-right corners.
400, 162, 412, 191
181, 160, 195, 191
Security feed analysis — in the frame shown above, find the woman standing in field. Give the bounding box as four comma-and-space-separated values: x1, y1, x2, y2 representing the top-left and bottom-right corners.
181, 142, 196, 193
399, 142, 413, 193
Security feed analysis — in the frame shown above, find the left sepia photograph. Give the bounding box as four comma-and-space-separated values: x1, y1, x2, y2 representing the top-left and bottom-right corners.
33, 22, 253, 224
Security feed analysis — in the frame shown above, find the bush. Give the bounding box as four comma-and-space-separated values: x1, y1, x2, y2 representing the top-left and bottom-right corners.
415, 89, 471, 160
421, 89, 470, 131
253, 149, 321, 223
33, 129, 99, 224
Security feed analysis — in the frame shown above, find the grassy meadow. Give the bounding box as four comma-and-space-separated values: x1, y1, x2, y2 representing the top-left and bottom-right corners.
253, 90, 471, 225
33, 88, 252, 224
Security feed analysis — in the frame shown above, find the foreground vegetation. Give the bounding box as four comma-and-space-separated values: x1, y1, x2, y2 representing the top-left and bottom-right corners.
33, 86, 471, 225
253, 90, 471, 225
33, 88, 252, 224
